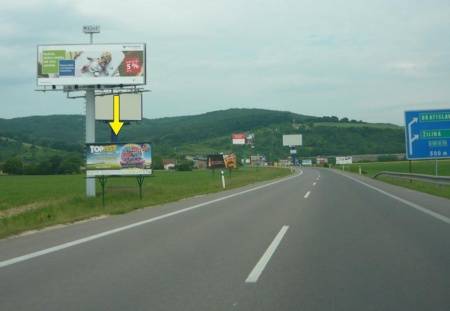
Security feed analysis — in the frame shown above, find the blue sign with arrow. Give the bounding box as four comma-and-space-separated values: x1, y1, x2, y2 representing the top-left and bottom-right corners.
404, 109, 450, 160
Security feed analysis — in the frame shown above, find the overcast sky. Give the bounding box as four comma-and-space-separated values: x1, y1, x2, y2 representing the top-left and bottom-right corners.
1, 0, 450, 124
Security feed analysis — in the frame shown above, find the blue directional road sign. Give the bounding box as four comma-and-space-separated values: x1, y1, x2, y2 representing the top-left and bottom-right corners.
404, 109, 450, 160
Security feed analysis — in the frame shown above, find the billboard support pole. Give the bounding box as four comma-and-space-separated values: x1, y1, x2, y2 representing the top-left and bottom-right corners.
137, 175, 145, 200
86, 88, 96, 197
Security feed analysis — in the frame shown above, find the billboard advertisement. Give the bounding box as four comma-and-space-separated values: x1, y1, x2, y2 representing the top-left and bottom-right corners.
207, 154, 225, 169
37, 44, 146, 86
232, 133, 246, 145
224, 154, 237, 169
283, 134, 302, 146
95, 93, 143, 121
301, 159, 312, 166
336, 156, 353, 165
86, 143, 152, 177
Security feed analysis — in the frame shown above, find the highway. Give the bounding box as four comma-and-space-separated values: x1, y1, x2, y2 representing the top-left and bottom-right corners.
1, 168, 449, 310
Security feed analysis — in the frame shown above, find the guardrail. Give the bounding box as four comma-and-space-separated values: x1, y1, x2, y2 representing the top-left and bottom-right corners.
373, 171, 450, 185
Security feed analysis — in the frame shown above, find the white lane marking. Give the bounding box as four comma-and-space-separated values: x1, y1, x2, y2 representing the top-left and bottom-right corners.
304, 191, 311, 199
313, 182, 317, 186
339, 173, 450, 225
245, 225, 289, 283
0, 171, 303, 269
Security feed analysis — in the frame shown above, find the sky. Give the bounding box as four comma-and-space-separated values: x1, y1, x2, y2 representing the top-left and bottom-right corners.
1, 0, 450, 124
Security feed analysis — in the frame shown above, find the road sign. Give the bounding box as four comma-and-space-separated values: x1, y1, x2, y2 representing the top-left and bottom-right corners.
404, 109, 450, 160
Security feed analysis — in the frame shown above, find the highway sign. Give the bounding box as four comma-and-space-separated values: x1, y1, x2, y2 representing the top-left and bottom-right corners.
405, 109, 450, 160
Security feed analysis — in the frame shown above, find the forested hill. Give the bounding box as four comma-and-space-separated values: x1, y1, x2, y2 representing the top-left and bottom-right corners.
0, 108, 404, 161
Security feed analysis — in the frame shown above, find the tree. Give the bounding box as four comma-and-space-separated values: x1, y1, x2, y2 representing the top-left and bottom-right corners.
2, 157, 24, 175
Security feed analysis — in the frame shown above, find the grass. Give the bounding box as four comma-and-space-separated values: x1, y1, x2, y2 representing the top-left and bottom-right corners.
313, 122, 401, 129
334, 160, 450, 200
0, 167, 290, 239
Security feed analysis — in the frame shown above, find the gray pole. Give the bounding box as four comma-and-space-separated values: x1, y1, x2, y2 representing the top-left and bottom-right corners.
85, 88, 96, 196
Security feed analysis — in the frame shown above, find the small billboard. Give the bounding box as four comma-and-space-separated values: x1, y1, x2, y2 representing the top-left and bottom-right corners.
86, 143, 152, 177
232, 133, 246, 145
95, 93, 142, 121
224, 154, 237, 169
37, 43, 146, 86
301, 159, 312, 166
283, 134, 302, 146
207, 154, 225, 169
336, 156, 353, 165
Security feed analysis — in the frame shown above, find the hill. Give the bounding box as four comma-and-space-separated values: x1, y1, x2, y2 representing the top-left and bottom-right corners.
0, 109, 404, 162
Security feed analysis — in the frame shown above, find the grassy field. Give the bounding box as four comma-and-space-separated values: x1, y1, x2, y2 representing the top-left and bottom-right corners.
335, 160, 450, 199
313, 122, 401, 129
0, 167, 290, 239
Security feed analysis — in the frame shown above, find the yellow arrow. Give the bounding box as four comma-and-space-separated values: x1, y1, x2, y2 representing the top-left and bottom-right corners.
109, 95, 124, 135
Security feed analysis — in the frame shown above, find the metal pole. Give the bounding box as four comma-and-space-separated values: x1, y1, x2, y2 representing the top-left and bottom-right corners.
86, 89, 96, 196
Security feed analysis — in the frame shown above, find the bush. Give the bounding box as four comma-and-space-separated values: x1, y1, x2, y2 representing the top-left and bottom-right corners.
176, 160, 194, 171
3, 157, 24, 175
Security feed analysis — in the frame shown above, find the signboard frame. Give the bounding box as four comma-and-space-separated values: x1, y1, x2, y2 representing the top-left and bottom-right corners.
404, 109, 450, 160
86, 142, 152, 177
37, 43, 147, 87
95, 92, 143, 121
283, 134, 303, 146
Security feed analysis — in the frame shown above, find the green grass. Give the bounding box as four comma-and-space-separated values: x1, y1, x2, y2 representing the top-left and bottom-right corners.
313, 122, 401, 129
0, 167, 290, 239
335, 160, 450, 199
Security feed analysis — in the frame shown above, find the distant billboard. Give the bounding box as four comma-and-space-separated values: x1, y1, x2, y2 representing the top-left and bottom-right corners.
207, 154, 225, 169
37, 44, 146, 86
283, 134, 302, 146
86, 143, 152, 177
336, 156, 353, 165
232, 133, 246, 145
301, 159, 312, 166
224, 154, 237, 169
95, 93, 142, 121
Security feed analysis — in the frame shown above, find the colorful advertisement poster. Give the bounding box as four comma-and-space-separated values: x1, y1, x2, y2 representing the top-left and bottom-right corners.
224, 154, 237, 169
37, 44, 146, 86
86, 143, 152, 177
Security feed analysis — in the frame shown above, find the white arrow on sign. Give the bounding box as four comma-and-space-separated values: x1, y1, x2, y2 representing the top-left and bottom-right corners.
408, 117, 419, 155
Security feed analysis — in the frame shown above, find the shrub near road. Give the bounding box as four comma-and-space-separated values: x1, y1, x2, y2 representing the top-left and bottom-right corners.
0, 167, 290, 239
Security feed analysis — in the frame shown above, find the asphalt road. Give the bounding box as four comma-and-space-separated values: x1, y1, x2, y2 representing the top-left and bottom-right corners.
1, 168, 449, 311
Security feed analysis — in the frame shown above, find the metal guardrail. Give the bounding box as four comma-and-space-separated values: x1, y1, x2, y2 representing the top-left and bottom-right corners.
374, 171, 450, 185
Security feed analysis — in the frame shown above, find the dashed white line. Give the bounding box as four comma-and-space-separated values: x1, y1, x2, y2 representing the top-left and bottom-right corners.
0, 171, 303, 269
245, 225, 289, 283
304, 191, 311, 199
313, 182, 317, 186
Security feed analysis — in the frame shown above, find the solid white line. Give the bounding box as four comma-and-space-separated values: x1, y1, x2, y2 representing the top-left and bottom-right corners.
0, 171, 303, 269
245, 225, 289, 283
304, 191, 311, 199
339, 173, 450, 225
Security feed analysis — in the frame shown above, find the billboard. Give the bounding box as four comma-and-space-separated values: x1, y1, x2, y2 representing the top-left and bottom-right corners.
95, 93, 142, 121
37, 44, 146, 86
86, 143, 152, 177
336, 156, 353, 165
224, 154, 237, 169
301, 159, 312, 166
232, 133, 246, 145
207, 154, 225, 169
405, 109, 450, 160
283, 134, 302, 146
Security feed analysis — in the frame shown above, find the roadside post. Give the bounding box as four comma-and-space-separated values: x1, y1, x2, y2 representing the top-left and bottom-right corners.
221, 170, 226, 189
358, 166, 362, 175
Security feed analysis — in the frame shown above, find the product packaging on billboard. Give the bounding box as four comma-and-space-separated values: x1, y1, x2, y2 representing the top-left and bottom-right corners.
207, 154, 226, 169
37, 44, 146, 86
86, 143, 152, 177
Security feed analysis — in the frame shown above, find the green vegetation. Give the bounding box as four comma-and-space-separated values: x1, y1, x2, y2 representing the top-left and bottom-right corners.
0, 167, 290, 239
335, 160, 450, 199
0, 109, 405, 164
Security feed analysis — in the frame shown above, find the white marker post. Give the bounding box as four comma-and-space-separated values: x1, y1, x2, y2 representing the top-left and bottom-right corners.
221, 170, 226, 189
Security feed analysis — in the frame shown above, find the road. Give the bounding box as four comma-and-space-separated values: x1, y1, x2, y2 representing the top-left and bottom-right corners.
1, 168, 449, 310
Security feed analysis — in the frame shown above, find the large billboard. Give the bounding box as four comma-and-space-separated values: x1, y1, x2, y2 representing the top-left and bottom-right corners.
405, 109, 450, 160
283, 134, 302, 146
232, 133, 246, 145
207, 154, 226, 169
86, 143, 152, 177
37, 44, 146, 86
